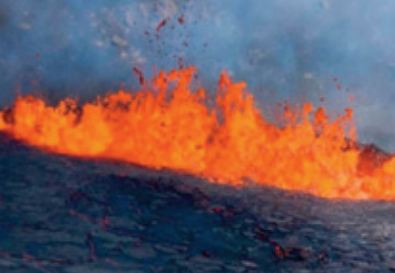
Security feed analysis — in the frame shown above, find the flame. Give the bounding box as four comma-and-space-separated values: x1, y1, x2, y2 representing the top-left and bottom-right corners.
1, 67, 395, 200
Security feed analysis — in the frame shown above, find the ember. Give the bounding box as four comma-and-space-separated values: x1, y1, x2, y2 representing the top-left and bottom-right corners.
178, 15, 185, 25
1, 67, 395, 200
156, 18, 168, 32
132, 67, 145, 86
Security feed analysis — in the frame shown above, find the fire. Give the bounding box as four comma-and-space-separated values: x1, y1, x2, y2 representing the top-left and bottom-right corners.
1, 67, 395, 200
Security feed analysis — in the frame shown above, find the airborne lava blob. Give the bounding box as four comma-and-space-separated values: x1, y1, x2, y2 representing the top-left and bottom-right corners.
0, 67, 394, 200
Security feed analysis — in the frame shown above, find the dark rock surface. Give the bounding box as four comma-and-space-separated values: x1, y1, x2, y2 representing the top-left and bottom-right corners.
0, 133, 394, 272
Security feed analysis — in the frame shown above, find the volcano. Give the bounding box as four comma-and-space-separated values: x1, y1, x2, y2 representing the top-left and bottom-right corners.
1, 68, 395, 200
2, 0, 395, 271
1, 68, 395, 272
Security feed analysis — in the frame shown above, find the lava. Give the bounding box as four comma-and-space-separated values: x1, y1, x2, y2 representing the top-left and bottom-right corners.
1, 67, 395, 200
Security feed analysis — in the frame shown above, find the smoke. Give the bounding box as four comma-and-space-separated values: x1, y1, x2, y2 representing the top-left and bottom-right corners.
1, 0, 395, 150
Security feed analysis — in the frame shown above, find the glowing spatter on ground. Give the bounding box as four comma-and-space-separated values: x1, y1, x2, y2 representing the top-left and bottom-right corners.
1, 67, 395, 200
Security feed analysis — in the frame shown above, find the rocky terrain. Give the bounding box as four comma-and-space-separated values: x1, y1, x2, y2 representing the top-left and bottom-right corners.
1, 133, 395, 272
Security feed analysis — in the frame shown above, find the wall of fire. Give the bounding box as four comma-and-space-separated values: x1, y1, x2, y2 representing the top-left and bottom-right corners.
0, 0, 394, 151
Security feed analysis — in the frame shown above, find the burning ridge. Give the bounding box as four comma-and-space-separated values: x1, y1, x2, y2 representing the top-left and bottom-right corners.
0, 67, 394, 200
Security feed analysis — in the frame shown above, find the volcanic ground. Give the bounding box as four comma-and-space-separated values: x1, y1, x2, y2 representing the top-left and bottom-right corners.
1, 133, 395, 273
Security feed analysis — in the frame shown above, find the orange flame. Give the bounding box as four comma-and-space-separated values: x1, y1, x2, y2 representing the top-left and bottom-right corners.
1, 67, 395, 200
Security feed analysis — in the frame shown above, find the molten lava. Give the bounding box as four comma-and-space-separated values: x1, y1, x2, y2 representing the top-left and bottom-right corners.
1, 67, 395, 200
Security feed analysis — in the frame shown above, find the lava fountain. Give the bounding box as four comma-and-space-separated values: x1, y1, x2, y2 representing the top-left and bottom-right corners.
0, 67, 394, 200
